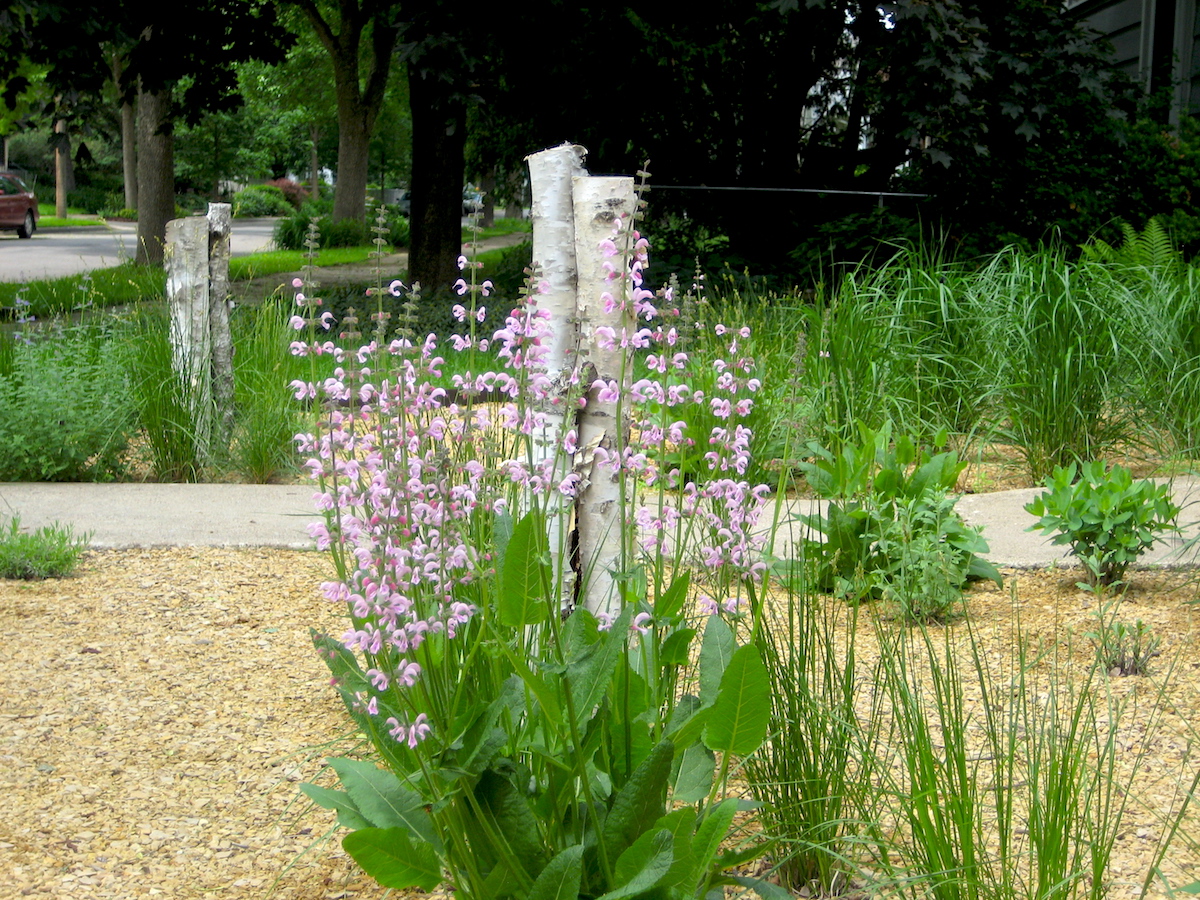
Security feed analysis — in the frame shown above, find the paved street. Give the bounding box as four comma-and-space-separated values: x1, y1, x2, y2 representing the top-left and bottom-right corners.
0, 217, 279, 282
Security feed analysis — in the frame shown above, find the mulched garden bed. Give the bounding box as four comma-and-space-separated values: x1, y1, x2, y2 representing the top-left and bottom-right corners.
3, 547, 1199, 899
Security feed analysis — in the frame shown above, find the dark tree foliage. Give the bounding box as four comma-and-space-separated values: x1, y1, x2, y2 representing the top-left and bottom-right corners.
1, 0, 291, 264
467, 0, 1155, 271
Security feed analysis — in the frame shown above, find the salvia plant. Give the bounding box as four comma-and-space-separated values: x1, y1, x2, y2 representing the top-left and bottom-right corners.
294, 196, 785, 899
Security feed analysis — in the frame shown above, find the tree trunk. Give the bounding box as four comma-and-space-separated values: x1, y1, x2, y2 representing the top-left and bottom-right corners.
207, 203, 235, 447
112, 52, 137, 211
136, 85, 175, 268
407, 65, 466, 294
573, 175, 637, 617
332, 93, 370, 221
54, 119, 69, 219
526, 144, 588, 612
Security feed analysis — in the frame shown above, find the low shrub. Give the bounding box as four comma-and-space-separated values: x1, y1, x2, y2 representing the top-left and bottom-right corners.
798, 423, 1001, 608
0, 323, 135, 481
1024, 460, 1180, 587
232, 185, 292, 217
274, 205, 409, 251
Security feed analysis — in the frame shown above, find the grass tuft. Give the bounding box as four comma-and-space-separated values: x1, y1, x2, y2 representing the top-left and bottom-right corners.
0, 516, 91, 579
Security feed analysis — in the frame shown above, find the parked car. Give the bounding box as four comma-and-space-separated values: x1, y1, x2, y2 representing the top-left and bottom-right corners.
0, 172, 38, 239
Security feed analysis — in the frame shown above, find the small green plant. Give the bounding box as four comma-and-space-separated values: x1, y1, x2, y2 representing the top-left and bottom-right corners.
1024, 460, 1180, 587
1085, 599, 1162, 675
798, 423, 1001, 604
0, 516, 91, 579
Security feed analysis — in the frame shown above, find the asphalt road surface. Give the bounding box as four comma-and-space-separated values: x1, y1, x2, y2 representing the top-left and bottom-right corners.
0, 217, 279, 282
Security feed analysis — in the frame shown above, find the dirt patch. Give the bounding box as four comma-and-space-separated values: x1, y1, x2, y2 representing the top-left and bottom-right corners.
3, 549, 1200, 899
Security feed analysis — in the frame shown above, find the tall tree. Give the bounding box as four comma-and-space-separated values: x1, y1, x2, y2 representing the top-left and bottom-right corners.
281, 0, 401, 222
0, 0, 291, 264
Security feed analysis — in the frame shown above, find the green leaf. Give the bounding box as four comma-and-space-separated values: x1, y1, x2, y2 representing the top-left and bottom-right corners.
703, 645, 770, 757
500, 509, 551, 626
603, 739, 674, 861
654, 570, 691, 619
342, 827, 442, 890
726, 874, 796, 899
598, 828, 674, 900
690, 797, 737, 883
528, 845, 585, 900
672, 742, 715, 803
698, 615, 734, 707
568, 607, 631, 722
660, 627, 697, 667
299, 782, 371, 831
327, 758, 436, 844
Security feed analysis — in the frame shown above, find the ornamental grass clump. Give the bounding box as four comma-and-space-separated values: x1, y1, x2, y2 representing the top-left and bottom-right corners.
294, 195, 783, 899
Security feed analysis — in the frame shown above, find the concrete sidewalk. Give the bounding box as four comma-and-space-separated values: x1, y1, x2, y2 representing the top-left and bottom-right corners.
3, 477, 1199, 568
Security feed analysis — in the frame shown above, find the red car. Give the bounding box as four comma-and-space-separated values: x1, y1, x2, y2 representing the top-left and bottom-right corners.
0, 172, 38, 239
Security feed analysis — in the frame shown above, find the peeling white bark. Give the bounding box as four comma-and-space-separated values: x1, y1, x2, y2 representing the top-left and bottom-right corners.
165, 215, 213, 463
207, 203, 234, 447
572, 175, 638, 616
526, 144, 589, 611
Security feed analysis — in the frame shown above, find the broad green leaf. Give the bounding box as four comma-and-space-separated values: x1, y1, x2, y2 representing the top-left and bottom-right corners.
569, 606, 632, 722
703, 645, 770, 757
528, 845, 585, 900
671, 742, 715, 803
598, 828, 674, 900
651, 808, 698, 890
654, 570, 691, 619
660, 627, 697, 667
342, 827, 441, 890
327, 758, 436, 844
500, 509, 551, 626
698, 615, 734, 707
602, 739, 674, 861
299, 782, 371, 831
726, 874, 796, 899
472, 769, 544, 875
690, 797, 737, 882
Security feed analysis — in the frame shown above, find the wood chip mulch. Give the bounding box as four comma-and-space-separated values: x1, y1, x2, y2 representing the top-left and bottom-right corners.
4, 549, 1200, 899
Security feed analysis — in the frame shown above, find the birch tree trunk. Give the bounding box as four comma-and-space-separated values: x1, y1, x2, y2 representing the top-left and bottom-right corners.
572, 175, 638, 617
526, 143, 588, 612
165, 215, 213, 464
207, 203, 234, 447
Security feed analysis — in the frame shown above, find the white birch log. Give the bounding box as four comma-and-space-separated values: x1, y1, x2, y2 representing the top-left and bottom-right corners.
165, 215, 213, 463
207, 203, 234, 447
572, 175, 638, 616
526, 143, 589, 611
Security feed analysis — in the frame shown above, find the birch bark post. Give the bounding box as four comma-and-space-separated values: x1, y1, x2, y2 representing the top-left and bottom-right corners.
207, 203, 235, 447
165, 215, 213, 464
572, 175, 638, 617
526, 143, 587, 611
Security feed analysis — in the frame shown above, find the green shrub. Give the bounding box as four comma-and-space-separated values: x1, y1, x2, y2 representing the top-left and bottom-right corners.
798, 423, 1001, 606
67, 185, 120, 215
0, 324, 135, 481
0, 516, 91, 579
274, 205, 409, 251
232, 185, 293, 217
482, 239, 532, 300
1024, 460, 1180, 587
